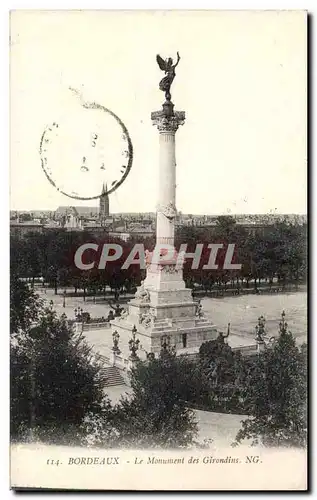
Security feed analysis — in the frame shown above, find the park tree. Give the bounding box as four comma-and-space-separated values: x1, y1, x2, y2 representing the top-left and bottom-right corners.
116, 352, 198, 448
282, 223, 307, 286
18, 213, 33, 222
238, 233, 255, 288
10, 235, 26, 278
214, 215, 237, 238
198, 334, 248, 413
11, 217, 307, 297
234, 312, 307, 448
10, 274, 43, 334
10, 282, 107, 443
199, 333, 236, 386
175, 225, 204, 248
85, 351, 199, 449
24, 233, 46, 285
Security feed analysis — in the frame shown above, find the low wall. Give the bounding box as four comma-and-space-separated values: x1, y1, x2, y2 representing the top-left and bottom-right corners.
82, 322, 111, 331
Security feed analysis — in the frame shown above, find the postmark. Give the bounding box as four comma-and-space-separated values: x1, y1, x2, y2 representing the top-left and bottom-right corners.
39, 89, 133, 200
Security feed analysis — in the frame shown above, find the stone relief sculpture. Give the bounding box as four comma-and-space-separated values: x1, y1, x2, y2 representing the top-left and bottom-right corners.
119, 308, 129, 320
135, 281, 151, 303
195, 300, 204, 318
157, 201, 177, 220
139, 309, 156, 328
145, 250, 152, 268
161, 265, 179, 274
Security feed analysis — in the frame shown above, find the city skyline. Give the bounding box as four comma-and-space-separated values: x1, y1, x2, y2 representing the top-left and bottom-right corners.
10, 10, 307, 214
10, 207, 307, 216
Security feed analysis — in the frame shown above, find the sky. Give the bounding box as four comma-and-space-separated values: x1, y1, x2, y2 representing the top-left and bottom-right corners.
10, 10, 307, 214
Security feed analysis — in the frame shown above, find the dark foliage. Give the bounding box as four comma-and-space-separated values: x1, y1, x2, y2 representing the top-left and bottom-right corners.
233, 333, 307, 447
10, 219, 307, 299
10, 274, 43, 334
82, 352, 199, 449
10, 282, 106, 444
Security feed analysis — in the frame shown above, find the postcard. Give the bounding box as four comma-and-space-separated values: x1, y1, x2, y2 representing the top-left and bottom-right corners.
10, 9, 307, 491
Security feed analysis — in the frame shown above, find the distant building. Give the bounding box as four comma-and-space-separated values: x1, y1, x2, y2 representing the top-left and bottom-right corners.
99, 182, 110, 222
64, 208, 83, 231
10, 221, 44, 238
108, 231, 130, 242
55, 206, 99, 217
128, 224, 154, 240
82, 222, 108, 234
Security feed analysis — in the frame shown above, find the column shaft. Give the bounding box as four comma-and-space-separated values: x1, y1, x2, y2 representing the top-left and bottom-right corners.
157, 132, 176, 246
151, 109, 185, 249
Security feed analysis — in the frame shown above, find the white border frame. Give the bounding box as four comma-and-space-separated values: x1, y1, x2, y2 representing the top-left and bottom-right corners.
2, 2, 314, 497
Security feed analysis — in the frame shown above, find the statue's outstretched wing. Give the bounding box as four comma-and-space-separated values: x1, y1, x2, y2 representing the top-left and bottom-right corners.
156, 54, 167, 71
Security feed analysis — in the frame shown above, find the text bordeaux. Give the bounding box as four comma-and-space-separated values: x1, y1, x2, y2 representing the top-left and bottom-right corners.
68, 456, 120, 465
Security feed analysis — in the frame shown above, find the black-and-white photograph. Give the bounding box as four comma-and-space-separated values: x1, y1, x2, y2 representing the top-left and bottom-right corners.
9, 9, 307, 490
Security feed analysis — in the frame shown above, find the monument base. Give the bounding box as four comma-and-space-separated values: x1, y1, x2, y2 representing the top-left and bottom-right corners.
108, 260, 217, 367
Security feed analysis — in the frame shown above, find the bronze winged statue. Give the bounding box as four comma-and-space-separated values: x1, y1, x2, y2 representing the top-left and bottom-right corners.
156, 52, 180, 102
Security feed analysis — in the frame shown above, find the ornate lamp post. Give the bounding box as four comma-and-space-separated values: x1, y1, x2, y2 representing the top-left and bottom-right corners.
74, 307, 84, 333
60, 312, 68, 325
161, 334, 171, 353
112, 330, 121, 354
160, 335, 177, 357
128, 325, 140, 360
279, 310, 288, 335
255, 315, 266, 341
74, 307, 83, 320
217, 323, 230, 344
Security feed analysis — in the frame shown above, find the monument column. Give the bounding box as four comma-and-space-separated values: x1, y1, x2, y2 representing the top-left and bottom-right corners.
109, 53, 217, 364
151, 106, 185, 248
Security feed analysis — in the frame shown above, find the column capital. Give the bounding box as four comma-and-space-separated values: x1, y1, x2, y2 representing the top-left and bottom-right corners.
151, 109, 185, 133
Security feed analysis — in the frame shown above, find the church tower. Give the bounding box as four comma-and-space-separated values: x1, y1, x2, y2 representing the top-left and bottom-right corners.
99, 182, 110, 222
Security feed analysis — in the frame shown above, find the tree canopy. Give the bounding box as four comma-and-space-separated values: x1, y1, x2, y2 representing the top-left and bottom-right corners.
82, 352, 199, 449
10, 218, 307, 298
234, 318, 307, 448
10, 279, 107, 443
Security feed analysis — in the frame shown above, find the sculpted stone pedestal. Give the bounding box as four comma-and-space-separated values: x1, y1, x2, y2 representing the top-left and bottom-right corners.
110, 264, 217, 363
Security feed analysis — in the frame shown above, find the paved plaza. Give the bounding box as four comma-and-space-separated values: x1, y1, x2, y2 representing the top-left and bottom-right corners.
194, 409, 248, 447
38, 287, 307, 347
36, 287, 116, 319
203, 291, 307, 345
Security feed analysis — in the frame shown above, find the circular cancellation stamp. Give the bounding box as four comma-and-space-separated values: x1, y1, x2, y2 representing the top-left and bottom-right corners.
39, 89, 133, 200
